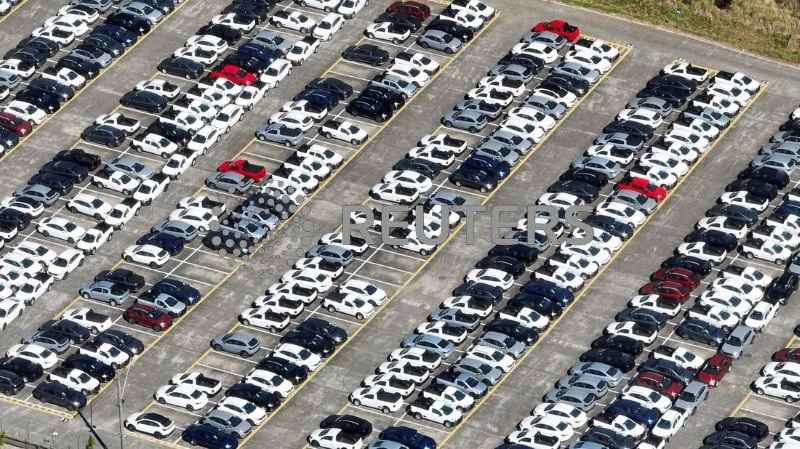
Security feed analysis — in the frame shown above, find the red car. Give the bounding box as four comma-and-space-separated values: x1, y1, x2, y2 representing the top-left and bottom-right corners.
0, 112, 32, 136
632, 371, 683, 400
532, 20, 580, 41
218, 159, 267, 182
123, 304, 172, 331
649, 268, 701, 289
387, 1, 430, 19
639, 281, 691, 302
210, 64, 255, 86
616, 177, 667, 202
697, 353, 733, 387
773, 348, 800, 363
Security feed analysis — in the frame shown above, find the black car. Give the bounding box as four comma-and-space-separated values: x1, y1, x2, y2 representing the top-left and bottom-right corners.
81, 124, 126, 147
197, 24, 243, 44
547, 180, 599, 202
765, 272, 798, 305
706, 204, 758, 225
449, 167, 498, 193
5, 47, 47, 68
360, 85, 404, 110
541, 74, 589, 96
223, 53, 268, 74
146, 121, 191, 147
560, 167, 608, 188
638, 358, 694, 386
307, 77, 353, 101
319, 414, 372, 439
40, 160, 88, 183
40, 319, 91, 344
120, 90, 167, 113
425, 18, 473, 42
375, 11, 422, 31
584, 214, 634, 240
0, 208, 31, 230
579, 348, 635, 372
15, 89, 60, 113
256, 356, 307, 385
590, 335, 643, 356
498, 53, 544, 73
475, 255, 525, 277
684, 229, 738, 251
298, 318, 347, 345
452, 282, 503, 304
83, 34, 125, 57
780, 119, 800, 132
92, 25, 138, 47
0, 370, 24, 395
105, 12, 152, 35
703, 431, 758, 449
16, 37, 59, 58
28, 173, 74, 195
661, 255, 713, 276
95, 268, 144, 292
581, 427, 635, 449
637, 84, 688, 107
342, 44, 390, 66
738, 166, 790, 189
675, 319, 726, 346
139, 0, 175, 14
715, 417, 769, 441
233, 0, 275, 7
484, 318, 538, 345
488, 243, 539, 265
94, 329, 144, 356
393, 157, 441, 179
237, 43, 280, 63
647, 74, 697, 94
346, 97, 392, 122
54, 149, 101, 170
222, 3, 270, 23
615, 307, 668, 330
33, 382, 86, 411
225, 383, 281, 411
62, 354, 115, 383
0, 356, 43, 382
56, 55, 101, 79
725, 179, 778, 200
280, 330, 336, 357
603, 120, 655, 140
157, 56, 204, 79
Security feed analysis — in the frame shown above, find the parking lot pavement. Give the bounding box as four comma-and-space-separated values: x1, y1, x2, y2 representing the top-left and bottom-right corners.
0, 0, 56, 51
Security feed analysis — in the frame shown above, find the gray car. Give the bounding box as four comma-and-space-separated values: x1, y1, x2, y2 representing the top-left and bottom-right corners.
609, 190, 657, 215
626, 97, 673, 116
433, 371, 487, 398
206, 172, 253, 194
70, 47, 112, 68
136, 291, 186, 318
200, 409, 252, 439
551, 61, 601, 84
476, 331, 525, 359
152, 219, 198, 242
0, 69, 21, 89
522, 31, 567, 49
571, 156, 621, 179
760, 142, 800, 161
442, 109, 488, 133
119, 2, 164, 24
524, 95, 567, 119
452, 358, 502, 385
594, 133, 645, 153
567, 362, 623, 387
751, 153, 796, 175
79, 281, 131, 306
429, 309, 481, 331
255, 123, 304, 147
555, 373, 609, 396
674, 380, 709, 415
454, 99, 503, 119
231, 206, 280, 230
14, 184, 59, 206
682, 106, 730, 129
70, 0, 112, 12
720, 325, 755, 359
107, 157, 155, 180
366, 440, 407, 449
401, 334, 454, 358
428, 190, 472, 211
21, 331, 71, 354
305, 244, 354, 266
474, 140, 520, 166
252, 30, 293, 55
210, 332, 261, 357
220, 218, 267, 241
488, 63, 534, 84
416, 30, 462, 54
370, 74, 416, 98
542, 387, 598, 412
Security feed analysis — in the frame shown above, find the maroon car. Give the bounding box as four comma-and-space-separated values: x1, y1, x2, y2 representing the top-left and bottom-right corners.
387, 1, 430, 19
649, 267, 701, 289
631, 371, 683, 400
697, 354, 733, 387
773, 348, 800, 363
0, 112, 32, 136
123, 304, 172, 332
639, 281, 691, 303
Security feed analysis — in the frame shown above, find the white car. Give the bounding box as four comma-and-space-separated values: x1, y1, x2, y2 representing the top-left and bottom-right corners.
663, 128, 711, 152
381, 170, 433, 193
440, 7, 483, 30
534, 266, 583, 291
497, 305, 549, 331
387, 63, 430, 87
243, 369, 294, 398
506, 429, 562, 447
210, 104, 243, 133
361, 374, 415, 396
507, 107, 556, 131
4, 101, 46, 125
43, 15, 89, 35
651, 346, 704, 371
697, 290, 751, 318
676, 242, 727, 264
169, 207, 217, 232
718, 266, 772, 288
307, 428, 363, 449
466, 86, 514, 106
8, 343, 58, 369
281, 268, 332, 292
215, 396, 267, 426
389, 347, 441, 370
0, 299, 23, 329
320, 120, 367, 144
338, 279, 387, 306
95, 113, 141, 135
174, 98, 217, 122
377, 361, 429, 384
260, 59, 292, 87
313, 13, 344, 41
744, 301, 778, 332
187, 125, 221, 154
238, 307, 291, 332
565, 49, 612, 73
134, 177, 169, 206
595, 202, 646, 227
415, 321, 467, 344
185, 35, 228, 55
511, 42, 558, 63
0, 59, 34, 78
500, 118, 546, 143
106, 200, 141, 229
407, 398, 463, 427
235, 84, 268, 110
41, 67, 86, 90
78, 341, 129, 368
517, 415, 575, 441
286, 39, 319, 65
135, 79, 181, 99
710, 278, 763, 304
169, 372, 222, 396
66, 193, 113, 220
370, 181, 419, 204
125, 412, 176, 438
212, 13, 256, 31
281, 100, 327, 122
531, 403, 587, 428
38, 217, 85, 243
714, 71, 760, 93
161, 152, 193, 180
273, 343, 322, 371
365, 22, 410, 43
270, 111, 315, 131
122, 244, 170, 268
617, 108, 663, 128
298, 144, 342, 168
161, 110, 204, 134
464, 268, 514, 290
349, 387, 403, 413
762, 362, 800, 382
717, 191, 769, 212
440, 295, 492, 318
322, 291, 374, 319
753, 375, 800, 402
685, 305, 738, 331
14, 241, 57, 266
651, 408, 689, 442
30, 26, 75, 46
47, 248, 84, 280
131, 133, 178, 158
272, 10, 316, 32
396, 52, 440, 75
707, 82, 751, 106
619, 386, 672, 413
696, 216, 748, 239
337, 0, 366, 18
49, 368, 100, 395
154, 384, 209, 411
465, 345, 515, 372
691, 94, 740, 117
548, 253, 598, 279
76, 225, 114, 255
558, 241, 611, 266
604, 321, 657, 344
639, 152, 689, 177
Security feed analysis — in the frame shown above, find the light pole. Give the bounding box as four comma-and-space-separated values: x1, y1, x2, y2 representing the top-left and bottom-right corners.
52, 431, 58, 449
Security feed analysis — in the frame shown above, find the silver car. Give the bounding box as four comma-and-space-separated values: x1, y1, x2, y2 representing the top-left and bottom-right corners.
70, 0, 112, 12
751, 153, 796, 175
305, 244, 354, 266
401, 334, 454, 358
231, 205, 280, 230
542, 387, 598, 411
720, 325, 755, 359
136, 291, 186, 318
474, 140, 520, 166
120, 2, 164, 24
522, 31, 567, 49
475, 331, 525, 358
200, 409, 252, 439
252, 30, 293, 55
14, 184, 59, 205
442, 109, 488, 133
367, 440, 407, 449
627, 97, 673, 116
524, 95, 567, 119
210, 332, 261, 357
79, 281, 131, 306
370, 74, 416, 98
151, 219, 198, 242
488, 129, 532, 154
416, 30, 462, 54
452, 358, 502, 385
70, 47, 112, 68
21, 330, 71, 354
255, 123, 304, 147
206, 172, 253, 194
567, 362, 623, 387
488, 63, 534, 84
107, 157, 155, 180
555, 373, 608, 396
551, 61, 601, 84
674, 380, 709, 414
609, 190, 657, 215
0, 69, 21, 89
221, 218, 267, 241
571, 156, 621, 179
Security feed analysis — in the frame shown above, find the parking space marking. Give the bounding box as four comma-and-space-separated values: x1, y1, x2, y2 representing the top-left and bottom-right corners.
729, 334, 798, 417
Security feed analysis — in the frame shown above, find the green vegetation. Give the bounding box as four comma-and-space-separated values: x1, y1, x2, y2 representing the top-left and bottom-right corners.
558, 0, 800, 63
85, 435, 96, 449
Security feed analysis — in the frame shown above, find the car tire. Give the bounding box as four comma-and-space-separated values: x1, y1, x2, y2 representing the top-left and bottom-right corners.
420, 249, 430, 256
213, 344, 223, 351
149, 262, 159, 268
367, 32, 374, 38
445, 47, 454, 54
788, 396, 797, 403
109, 300, 117, 307
778, 259, 785, 265
125, 423, 136, 431
124, 256, 133, 263
381, 406, 390, 414
356, 313, 364, 320
301, 28, 308, 33
444, 120, 453, 127
444, 421, 454, 428
284, 140, 292, 147
469, 126, 478, 133
392, 38, 400, 44
454, 180, 462, 187
414, 412, 422, 420
68, 237, 75, 243
187, 404, 196, 411
420, 41, 429, 49
160, 67, 167, 74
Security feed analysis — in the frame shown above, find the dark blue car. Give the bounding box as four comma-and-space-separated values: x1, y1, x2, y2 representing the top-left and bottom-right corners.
91, 25, 137, 47
463, 154, 510, 178
379, 426, 436, 449
136, 232, 184, 256
182, 424, 237, 449
776, 200, 800, 219
604, 399, 660, 427
293, 89, 338, 111
520, 280, 574, 306
237, 43, 280, 63
150, 278, 201, 305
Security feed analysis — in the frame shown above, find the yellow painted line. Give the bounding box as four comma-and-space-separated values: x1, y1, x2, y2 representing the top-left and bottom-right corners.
729, 333, 798, 417
0, 0, 31, 27
434, 79, 768, 447
0, 393, 72, 419
0, 0, 194, 164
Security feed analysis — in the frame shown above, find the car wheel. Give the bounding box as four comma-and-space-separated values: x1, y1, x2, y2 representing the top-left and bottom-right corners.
469, 126, 478, 133
445, 47, 454, 54
367, 32, 374, 38
124, 315, 133, 324
351, 398, 361, 406
420, 41, 429, 49
414, 412, 422, 420
41, 230, 49, 237
149, 262, 159, 268
444, 421, 454, 428
381, 406, 390, 414
309, 441, 320, 448
109, 300, 117, 307
160, 67, 167, 74
392, 38, 400, 44
213, 344, 223, 351
480, 186, 488, 193
125, 423, 136, 431
356, 313, 364, 320
187, 404, 196, 411
154, 432, 165, 439
420, 249, 430, 256
124, 255, 133, 263
68, 237, 75, 243
788, 396, 798, 403
778, 259, 785, 265
454, 180, 462, 187
444, 120, 453, 127
301, 27, 308, 33
82, 292, 90, 299
284, 140, 292, 147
